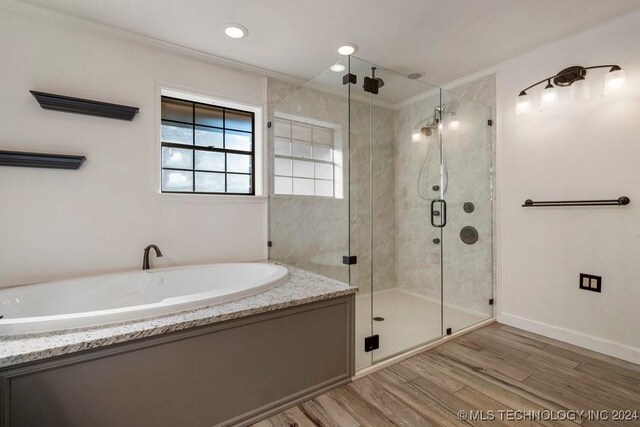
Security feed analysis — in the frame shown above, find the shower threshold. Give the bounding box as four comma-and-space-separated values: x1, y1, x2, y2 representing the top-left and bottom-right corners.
354, 288, 494, 377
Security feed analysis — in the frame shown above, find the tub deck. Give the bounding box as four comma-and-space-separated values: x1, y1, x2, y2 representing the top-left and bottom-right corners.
0, 264, 355, 368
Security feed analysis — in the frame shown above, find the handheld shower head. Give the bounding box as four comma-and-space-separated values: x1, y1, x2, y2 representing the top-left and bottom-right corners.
421, 126, 434, 136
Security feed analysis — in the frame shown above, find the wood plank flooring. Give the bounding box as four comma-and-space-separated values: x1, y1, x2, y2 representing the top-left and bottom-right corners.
252, 323, 640, 427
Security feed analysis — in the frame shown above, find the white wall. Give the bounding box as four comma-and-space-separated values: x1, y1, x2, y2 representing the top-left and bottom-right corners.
0, 9, 268, 287
497, 11, 640, 363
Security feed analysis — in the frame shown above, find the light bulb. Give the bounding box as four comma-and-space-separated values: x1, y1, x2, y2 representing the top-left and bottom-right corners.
449, 120, 460, 130
330, 63, 345, 72
571, 77, 590, 101
515, 92, 531, 115
604, 67, 626, 95
541, 80, 558, 109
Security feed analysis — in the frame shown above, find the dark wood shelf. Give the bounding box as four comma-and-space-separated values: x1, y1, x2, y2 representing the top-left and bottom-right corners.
30, 91, 139, 121
0, 150, 86, 170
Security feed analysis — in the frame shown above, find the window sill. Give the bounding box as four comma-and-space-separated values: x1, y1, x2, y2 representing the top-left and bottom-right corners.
152, 192, 268, 204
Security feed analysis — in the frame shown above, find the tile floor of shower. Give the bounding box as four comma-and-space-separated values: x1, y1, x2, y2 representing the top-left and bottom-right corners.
355, 288, 487, 370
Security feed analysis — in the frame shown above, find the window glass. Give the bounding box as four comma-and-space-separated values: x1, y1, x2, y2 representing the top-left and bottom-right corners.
161, 96, 255, 194
273, 117, 336, 198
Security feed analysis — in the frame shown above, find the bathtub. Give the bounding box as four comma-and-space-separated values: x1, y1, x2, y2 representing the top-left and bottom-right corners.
0, 263, 288, 336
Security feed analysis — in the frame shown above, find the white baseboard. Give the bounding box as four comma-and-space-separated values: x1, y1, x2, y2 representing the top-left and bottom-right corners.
498, 312, 640, 365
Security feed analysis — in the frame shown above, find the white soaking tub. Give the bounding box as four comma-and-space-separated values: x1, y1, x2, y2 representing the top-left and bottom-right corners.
0, 263, 288, 336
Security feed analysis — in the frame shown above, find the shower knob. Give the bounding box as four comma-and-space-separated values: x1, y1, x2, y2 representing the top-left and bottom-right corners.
460, 226, 479, 245
463, 202, 475, 213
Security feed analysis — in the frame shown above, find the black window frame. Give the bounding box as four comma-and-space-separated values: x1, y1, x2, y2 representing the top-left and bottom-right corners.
160, 95, 256, 196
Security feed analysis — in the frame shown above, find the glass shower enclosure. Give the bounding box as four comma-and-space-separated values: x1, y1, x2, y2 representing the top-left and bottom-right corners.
268, 56, 494, 372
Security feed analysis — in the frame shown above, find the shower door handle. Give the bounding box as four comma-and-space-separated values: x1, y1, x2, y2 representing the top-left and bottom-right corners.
430, 199, 447, 228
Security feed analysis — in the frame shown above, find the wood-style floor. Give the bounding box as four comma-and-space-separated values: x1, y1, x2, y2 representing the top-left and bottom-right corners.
252, 322, 640, 426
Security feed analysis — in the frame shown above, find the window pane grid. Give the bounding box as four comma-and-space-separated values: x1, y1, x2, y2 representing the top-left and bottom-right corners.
161, 96, 254, 195
274, 118, 335, 198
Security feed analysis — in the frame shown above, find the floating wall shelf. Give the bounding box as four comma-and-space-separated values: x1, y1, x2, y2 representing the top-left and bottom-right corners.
30, 91, 139, 121
0, 150, 87, 170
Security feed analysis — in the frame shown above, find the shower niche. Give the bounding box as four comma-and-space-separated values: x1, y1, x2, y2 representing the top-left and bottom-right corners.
268, 56, 494, 372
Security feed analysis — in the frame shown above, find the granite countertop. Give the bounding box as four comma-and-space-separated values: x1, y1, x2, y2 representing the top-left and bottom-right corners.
0, 264, 356, 369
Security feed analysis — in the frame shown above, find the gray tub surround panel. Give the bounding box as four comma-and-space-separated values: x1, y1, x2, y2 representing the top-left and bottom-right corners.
0, 295, 355, 427
0, 264, 356, 368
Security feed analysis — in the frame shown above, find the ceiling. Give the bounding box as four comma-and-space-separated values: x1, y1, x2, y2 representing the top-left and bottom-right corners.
17, 0, 640, 87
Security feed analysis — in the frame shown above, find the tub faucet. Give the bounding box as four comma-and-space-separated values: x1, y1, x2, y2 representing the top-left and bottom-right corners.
142, 245, 163, 270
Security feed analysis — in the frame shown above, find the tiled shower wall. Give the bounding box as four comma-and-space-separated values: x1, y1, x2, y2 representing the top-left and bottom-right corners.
268, 74, 496, 315
445, 75, 497, 317
267, 78, 396, 294
394, 75, 496, 316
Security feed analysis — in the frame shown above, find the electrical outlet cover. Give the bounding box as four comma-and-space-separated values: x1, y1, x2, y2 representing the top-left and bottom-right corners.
579, 273, 601, 293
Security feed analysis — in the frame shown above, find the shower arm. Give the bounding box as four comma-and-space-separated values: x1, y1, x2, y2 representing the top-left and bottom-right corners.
415, 111, 450, 129
518, 64, 620, 95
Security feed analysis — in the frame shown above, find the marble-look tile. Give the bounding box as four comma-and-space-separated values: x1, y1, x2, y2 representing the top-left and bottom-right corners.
267, 79, 397, 295
0, 264, 356, 369
267, 73, 496, 324
394, 76, 496, 316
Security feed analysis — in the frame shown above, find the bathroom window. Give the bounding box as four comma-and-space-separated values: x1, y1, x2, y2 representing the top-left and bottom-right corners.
273, 116, 342, 198
160, 95, 255, 195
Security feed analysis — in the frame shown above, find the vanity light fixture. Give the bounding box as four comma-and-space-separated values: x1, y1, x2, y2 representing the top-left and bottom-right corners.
224, 23, 248, 39
515, 91, 531, 115
541, 79, 558, 109
516, 64, 625, 114
604, 66, 626, 95
571, 75, 590, 100
337, 43, 358, 56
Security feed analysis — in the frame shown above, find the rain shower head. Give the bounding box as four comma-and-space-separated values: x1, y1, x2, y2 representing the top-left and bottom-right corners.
371, 67, 385, 88
364, 67, 385, 94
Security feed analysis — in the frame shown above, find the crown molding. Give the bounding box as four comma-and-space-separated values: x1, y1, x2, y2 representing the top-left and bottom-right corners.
397, 7, 640, 109
0, 0, 308, 87
440, 7, 640, 91
4, 0, 638, 111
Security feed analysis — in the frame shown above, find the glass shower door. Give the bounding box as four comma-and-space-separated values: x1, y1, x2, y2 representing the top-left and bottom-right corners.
268, 54, 494, 374
440, 89, 494, 334
346, 58, 445, 365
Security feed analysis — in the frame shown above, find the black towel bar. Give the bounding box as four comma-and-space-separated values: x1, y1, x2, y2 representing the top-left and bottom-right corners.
522, 196, 630, 207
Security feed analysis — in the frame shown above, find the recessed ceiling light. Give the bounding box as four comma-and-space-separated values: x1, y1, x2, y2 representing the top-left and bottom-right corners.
330, 64, 346, 72
337, 43, 358, 56
224, 23, 248, 39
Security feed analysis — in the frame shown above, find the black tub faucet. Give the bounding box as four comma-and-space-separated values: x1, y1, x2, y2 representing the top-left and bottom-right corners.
142, 245, 163, 270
